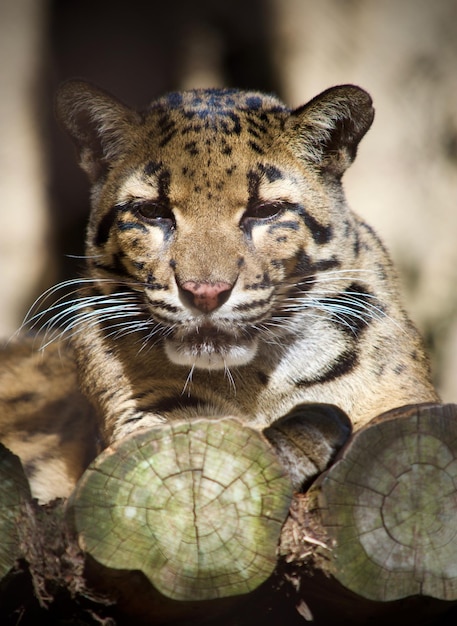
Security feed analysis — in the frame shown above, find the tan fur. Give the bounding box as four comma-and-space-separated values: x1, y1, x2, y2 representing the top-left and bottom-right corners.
0, 337, 99, 502
0, 83, 438, 501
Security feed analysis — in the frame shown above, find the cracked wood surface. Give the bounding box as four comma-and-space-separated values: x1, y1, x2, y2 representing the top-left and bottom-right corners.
69, 418, 293, 602
312, 403, 457, 602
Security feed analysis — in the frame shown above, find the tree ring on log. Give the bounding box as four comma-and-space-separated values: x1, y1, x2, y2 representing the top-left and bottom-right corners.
381, 462, 454, 548
68, 418, 292, 601
316, 403, 457, 602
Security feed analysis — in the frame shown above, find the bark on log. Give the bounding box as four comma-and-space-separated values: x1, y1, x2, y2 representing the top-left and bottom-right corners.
0, 443, 32, 578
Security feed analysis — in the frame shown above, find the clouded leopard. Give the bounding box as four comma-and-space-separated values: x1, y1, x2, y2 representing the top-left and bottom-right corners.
0, 82, 438, 502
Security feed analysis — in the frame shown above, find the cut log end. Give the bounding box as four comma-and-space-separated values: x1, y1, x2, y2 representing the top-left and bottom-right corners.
68, 418, 293, 602
316, 403, 457, 602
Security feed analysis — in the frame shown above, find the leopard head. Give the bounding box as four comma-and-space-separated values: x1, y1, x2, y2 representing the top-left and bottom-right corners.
56, 81, 374, 370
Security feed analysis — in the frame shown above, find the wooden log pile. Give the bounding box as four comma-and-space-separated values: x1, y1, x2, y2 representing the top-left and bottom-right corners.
1, 403, 457, 625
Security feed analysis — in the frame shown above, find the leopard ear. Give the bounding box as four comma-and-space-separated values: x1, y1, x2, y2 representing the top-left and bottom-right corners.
285, 85, 374, 178
55, 80, 140, 182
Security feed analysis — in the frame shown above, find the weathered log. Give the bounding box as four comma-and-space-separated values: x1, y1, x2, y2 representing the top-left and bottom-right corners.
2, 404, 457, 624
68, 418, 293, 603
313, 403, 457, 602
0, 443, 32, 578
0, 452, 113, 624
277, 403, 457, 625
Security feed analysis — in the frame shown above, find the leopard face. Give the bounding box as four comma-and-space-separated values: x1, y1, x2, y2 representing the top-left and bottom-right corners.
59, 85, 371, 371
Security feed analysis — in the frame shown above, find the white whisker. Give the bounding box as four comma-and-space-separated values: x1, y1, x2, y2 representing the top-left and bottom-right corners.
16, 273, 164, 350
182, 364, 195, 396
65, 254, 104, 260
224, 363, 236, 393
271, 269, 408, 338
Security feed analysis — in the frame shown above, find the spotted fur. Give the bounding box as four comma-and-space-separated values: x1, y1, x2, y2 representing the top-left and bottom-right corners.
0, 82, 438, 501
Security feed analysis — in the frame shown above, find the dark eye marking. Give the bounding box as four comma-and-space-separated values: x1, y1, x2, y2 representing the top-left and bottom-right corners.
295, 205, 333, 244
94, 206, 118, 246
267, 220, 300, 232
117, 221, 148, 233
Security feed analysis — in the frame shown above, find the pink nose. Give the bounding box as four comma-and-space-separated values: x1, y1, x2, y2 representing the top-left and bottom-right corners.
180, 281, 233, 313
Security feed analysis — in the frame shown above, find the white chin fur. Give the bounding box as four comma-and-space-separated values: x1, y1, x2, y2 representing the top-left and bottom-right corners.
164, 338, 258, 370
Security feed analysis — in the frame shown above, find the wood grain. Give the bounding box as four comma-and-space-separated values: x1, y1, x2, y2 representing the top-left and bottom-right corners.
69, 418, 293, 601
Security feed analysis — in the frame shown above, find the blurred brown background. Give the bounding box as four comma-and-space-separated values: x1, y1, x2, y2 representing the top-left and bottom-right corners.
1, 0, 456, 400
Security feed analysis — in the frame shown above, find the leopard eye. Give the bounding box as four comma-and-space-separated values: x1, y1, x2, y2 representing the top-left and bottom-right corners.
241, 201, 284, 225
134, 202, 176, 228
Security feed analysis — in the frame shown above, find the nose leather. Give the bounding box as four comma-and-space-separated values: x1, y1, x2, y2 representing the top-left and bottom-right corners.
180, 281, 232, 313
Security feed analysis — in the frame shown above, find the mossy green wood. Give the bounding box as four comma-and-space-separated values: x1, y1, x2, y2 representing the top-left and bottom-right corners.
70, 418, 292, 601
0, 443, 32, 578
317, 403, 457, 602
